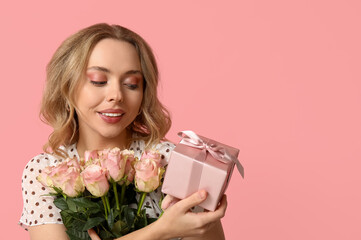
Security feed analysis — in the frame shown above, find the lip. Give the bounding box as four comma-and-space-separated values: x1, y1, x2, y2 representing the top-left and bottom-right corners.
99, 108, 125, 114
97, 109, 125, 124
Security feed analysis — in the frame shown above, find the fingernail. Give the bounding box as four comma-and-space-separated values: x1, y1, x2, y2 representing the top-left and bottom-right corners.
199, 190, 206, 199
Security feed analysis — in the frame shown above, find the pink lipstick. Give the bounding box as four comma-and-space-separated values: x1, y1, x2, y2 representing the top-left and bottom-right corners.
97, 109, 125, 124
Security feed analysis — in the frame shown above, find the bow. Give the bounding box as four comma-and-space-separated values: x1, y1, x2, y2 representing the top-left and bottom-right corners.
178, 130, 244, 178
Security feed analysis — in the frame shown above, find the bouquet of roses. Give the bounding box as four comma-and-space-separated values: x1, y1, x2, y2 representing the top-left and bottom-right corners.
37, 148, 165, 240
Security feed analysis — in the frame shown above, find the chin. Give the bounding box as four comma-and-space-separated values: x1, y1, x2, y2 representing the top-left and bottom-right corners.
100, 128, 127, 139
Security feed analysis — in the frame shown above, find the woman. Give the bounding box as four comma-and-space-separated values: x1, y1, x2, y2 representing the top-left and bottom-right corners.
20, 23, 227, 240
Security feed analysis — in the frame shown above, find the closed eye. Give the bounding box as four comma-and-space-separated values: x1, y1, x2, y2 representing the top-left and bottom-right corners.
91, 81, 107, 86
125, 84, 139, 90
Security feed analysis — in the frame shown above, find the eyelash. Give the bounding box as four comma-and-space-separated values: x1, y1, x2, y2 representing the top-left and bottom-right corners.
91, 81, 107, 86
126, 84, 138, 90
90, 81, 139, 90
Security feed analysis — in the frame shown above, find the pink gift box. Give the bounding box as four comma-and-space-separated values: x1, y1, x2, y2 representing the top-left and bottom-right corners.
162, 131, 244, 211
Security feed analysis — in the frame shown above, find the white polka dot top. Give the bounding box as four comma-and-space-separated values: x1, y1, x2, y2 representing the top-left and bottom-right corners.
19, 140, 175, 230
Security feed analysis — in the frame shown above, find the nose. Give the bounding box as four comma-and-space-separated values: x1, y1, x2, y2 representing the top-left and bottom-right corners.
106, 82, 123, 103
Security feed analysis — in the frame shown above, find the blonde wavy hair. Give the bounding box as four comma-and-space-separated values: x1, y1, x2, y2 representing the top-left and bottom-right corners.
41, 23, 171, 158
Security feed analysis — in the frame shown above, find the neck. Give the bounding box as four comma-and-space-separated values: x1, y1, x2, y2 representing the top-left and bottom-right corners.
76, 130, 131, 158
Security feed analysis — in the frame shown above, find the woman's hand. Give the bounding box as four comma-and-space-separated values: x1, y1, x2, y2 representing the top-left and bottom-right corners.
161, 194, 181, 210
88, 229, 101, 240
156, 190, 227, 240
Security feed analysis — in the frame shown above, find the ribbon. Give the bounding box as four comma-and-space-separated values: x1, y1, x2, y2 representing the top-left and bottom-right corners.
178, 130, 244, 178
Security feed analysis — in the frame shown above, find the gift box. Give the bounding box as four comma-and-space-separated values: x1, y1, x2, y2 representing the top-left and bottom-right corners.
162, 131, 244, 211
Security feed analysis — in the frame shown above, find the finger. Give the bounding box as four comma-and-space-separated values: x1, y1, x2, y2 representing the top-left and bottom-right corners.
215, 194, 227, 217
161, 194, 180, 210
194, 195, 227, 223
88, 229, 101, 240
176, 190, 207, 212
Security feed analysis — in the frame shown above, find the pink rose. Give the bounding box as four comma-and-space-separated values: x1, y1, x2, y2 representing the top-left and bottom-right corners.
37, 166, 56, 190
84, 150, 99, 163
40, 161, 68, 189
81, 150, 101, 169
37, 158, 85, 197
66, 157, 82, 169
59, 158, 84, 197
120, 150, 136, 185
57, 168, 84, 197
100, 147, 126, 182
134, 150, 165, 192
142, 150, 162, 164
98, 148, 110, 158
81, 164, 109, 197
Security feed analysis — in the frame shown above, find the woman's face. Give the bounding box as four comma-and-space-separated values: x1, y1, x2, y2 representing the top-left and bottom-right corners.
74, 38, 143, 142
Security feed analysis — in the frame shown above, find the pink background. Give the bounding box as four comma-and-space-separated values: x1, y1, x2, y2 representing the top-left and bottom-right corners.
1, 0, 360, 239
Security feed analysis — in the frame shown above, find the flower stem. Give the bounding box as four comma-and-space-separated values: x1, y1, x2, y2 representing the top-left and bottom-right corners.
137, 192, 147, 216
113, 182, 120, 210
120, 184, 126, 205
101, 196, 108, 219
105, 196, 111, 214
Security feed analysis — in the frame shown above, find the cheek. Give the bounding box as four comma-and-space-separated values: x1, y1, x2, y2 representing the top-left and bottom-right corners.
128, 93, 143, 111
76, 86, 104, 109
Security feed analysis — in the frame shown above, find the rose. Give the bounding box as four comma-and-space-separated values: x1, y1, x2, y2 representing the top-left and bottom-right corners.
36, 147, 162, 238
42, 162, 69, 187
99, 147, 126, 182
66, 157, 82, 170
55, 158, 84, 197
84, 150, 99, 166
81, 164, 109, 197
37, 166, 57, 192
121, 150, 136, 185
134, 150, 164, 193
141, 150, 162, 162
37, 158, 84, 197
85, 150, 98, 162
56, 167, 84, 197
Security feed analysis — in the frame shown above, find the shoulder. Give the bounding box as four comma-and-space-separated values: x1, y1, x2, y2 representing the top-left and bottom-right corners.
22, 153, 59, 178
21, 144, 79, 184
22, 144, 78, 174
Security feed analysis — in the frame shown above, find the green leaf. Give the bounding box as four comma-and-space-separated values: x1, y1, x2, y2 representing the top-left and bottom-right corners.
71, 197, 100, 208
72, 219, 88, 231
67, 198, 78, 212
54, 198, 68, 211
99, 229, 115, 240
60, 211, 73, 228
86, 207, 101, 215
113, 208, 121, 219
107, 209, 115, 229
64, 210, 87, 220
123, 207, 135, 227
111, 220, 126, 236
53, 186, 63, 195
66, 228, 91, 240
134, 209, 148, 229
82, 217, 105, 231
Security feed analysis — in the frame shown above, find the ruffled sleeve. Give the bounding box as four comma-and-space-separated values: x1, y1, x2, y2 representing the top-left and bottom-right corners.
19, 153, 64, 230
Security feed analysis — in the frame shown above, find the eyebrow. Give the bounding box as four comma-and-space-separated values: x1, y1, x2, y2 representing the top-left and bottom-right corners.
87, 66, 143, 76
87, 66, 110, 73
